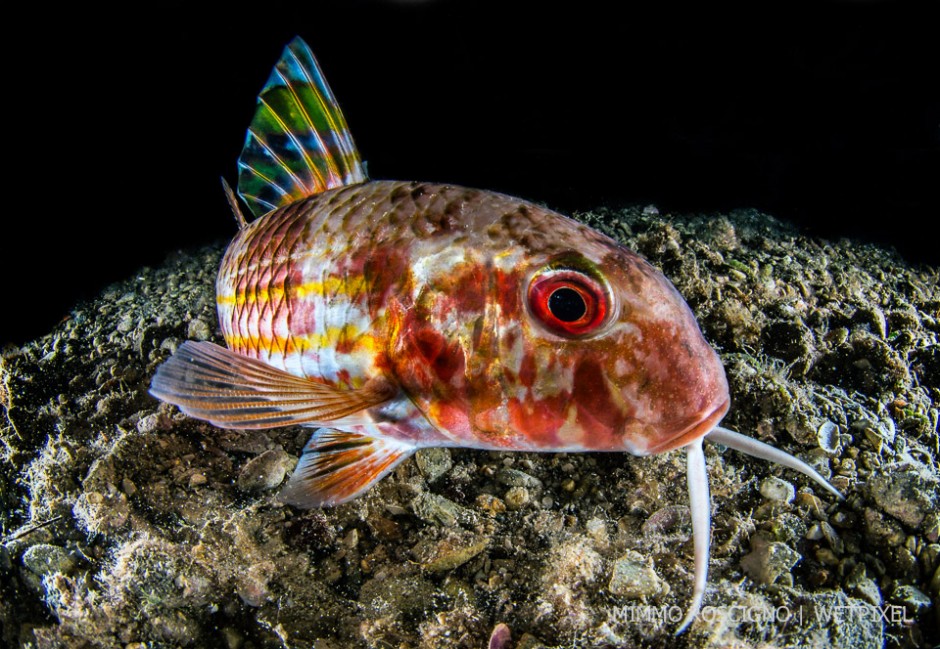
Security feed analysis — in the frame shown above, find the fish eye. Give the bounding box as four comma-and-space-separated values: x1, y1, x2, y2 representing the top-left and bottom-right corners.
549, 287, 586, 322
528, 269, 610, 337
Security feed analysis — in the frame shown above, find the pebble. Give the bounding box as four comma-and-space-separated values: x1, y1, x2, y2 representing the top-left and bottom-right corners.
889, 584, 932, 616
359, 571, 436, 616
137, 412, 172, 435
415, 447, 453, 483
21, 544, 76, 577
475, 494, 507, 516
411, 492, 478, 527
585, 517, 609, 551
830, 510, 857, 529
863, 508, 907, 547
795, 492, 827, 520
488, 623, 512, 649
413, 530, 490, 572
815, 548, 839, 566
367, 514, 401, 541
765, 512, 806, 544
923, 511, 939, 543
116, 314, 135, 333
806, 521, 842, 552
759, 477, 795, 503
79, 488, 130, 532
152, 611, 200, 646
608, 551, 667, 599
816, 420, 842, 454
845, 565, 882, 607
121, 477, 138, 497
187, 317, 212, 341
496, 468, 543, 490
894, 547, 918, 576
237, 560, 275, 607
641, 506, 689, 536
740, 535, 801, 585
514, 634, 548, 649
236, 449, 292, 492
852, 578, 883, 608
504, 486, 530, 510
922, 543, 940, 577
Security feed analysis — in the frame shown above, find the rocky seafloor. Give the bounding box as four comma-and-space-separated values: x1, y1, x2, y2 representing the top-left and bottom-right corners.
1, 206, 938, 649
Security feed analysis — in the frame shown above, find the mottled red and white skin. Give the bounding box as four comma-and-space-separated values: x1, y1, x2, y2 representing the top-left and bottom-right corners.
150, 38, 842, 634
212, 180, 730, 453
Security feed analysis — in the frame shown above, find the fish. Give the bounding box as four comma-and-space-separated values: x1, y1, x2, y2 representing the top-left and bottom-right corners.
149, 37, 843, 633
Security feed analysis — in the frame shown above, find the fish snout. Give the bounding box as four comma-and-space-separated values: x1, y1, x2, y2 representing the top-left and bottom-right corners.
631, 332, 731, 456
643, 396, 730, 455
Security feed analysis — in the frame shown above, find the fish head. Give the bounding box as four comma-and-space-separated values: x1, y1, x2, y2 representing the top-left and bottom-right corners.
513, 236, 731, 455
480, 215, 732, 455
387, 194, 728, 454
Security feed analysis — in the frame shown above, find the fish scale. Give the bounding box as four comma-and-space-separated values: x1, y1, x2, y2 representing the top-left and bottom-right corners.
218, 200, 311, 360
150, 37, 844, 633
220, 182, 440, 378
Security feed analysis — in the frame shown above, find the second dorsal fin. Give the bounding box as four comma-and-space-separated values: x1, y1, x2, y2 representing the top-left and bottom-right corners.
237, 37, 367, 218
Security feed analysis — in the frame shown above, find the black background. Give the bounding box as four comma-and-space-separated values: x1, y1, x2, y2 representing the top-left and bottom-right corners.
3, 0, 937, 346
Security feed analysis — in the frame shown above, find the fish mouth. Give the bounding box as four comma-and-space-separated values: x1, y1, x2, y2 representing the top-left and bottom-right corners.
644, 397, 731, 455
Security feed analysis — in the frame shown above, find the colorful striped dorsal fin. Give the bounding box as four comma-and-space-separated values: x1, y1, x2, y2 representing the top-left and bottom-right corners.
237, 37, 367, 218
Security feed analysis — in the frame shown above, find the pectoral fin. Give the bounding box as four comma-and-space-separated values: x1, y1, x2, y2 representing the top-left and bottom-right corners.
279, 429, 415, 507
149, 341, 395, 428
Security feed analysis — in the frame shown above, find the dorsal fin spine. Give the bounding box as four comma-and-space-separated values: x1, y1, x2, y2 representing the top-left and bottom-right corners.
220, 177, 248, 229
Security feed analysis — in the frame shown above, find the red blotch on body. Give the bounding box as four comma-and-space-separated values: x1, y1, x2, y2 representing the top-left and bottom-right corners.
414, 329, 464, 384
518, 352, 537, 388
364, 245, 411, 315
335, 368, 353, 388
451, 264, 487, 314
571, 359, 628, 448
493, 269, 522, 320
430, 400, 473, 440
508, 393, 568, 447
391, 304, 469, 413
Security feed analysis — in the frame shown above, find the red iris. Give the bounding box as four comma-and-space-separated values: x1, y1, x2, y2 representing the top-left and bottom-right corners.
528, 270, 609, 337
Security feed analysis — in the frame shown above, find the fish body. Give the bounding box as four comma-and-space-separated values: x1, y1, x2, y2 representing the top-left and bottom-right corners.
217, 179, 728, 456
150, 37, 841, 633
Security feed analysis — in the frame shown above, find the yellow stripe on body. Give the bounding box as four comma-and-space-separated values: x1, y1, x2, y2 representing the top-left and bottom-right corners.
217, 275, 362, 307
223, 324, 380, 357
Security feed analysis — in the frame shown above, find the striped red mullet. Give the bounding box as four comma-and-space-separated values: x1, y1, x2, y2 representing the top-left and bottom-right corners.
150, 37, 842, 633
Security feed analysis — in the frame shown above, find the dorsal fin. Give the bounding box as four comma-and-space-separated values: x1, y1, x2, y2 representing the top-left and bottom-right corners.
237, 37, 367, 218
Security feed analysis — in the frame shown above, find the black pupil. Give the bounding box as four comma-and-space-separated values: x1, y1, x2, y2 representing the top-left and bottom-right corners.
548, 287, 587, 322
